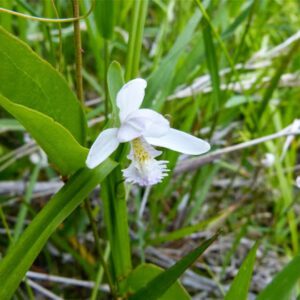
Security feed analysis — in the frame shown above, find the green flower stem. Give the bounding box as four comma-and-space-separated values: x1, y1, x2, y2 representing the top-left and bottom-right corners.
101, 166, 132, 293
125, 0, 148, 81
104, 39, 109, 121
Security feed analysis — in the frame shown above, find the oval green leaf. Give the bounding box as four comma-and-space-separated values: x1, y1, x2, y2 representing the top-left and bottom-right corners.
125, 264, 190, 300
128, 234, 218, 300
0, 26, 87, 144
0, 94, 88, 175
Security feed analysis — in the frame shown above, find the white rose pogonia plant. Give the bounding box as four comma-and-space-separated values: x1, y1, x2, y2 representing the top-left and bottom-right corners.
86, 78, 210, 186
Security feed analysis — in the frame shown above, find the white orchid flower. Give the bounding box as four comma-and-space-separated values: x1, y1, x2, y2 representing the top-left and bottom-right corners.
86, 78, 210, 186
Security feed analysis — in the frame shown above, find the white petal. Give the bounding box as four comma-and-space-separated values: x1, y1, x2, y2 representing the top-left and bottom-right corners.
123, 159, 168, 186
117, 122, 142, 142
117, 109, 170, 142
117, 78, 147, 122
128, 109, 170, 138
86, 128, 120, 168
122, 138, 169, 186
145, 128, 210, 155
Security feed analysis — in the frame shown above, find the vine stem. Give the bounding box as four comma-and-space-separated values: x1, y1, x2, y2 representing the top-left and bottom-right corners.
0, 1, 95, 23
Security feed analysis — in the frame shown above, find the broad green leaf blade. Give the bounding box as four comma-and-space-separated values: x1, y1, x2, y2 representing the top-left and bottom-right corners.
129, 234, 218, 300
224, 242, 258, 300
94, 0, 115, 39
125, 264, 190, 300
107, 61, 124, 126
0, 159, 117, 299
257, 255, 300, 300
0, 95, 88, 175
0, 26, 86, 144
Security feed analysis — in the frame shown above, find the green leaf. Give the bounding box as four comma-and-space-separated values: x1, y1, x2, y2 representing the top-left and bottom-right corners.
257, 40, 300, 129
125, 0, 148, 81
107, 61, 124, 126
0, 26, 87, 144
125, 264, 190, 300
0, 94, 88, 175
94, 0, 115, 39
257, 255, 300, 300
0, 159, 117, 299
203, 22, 221, 112
128, 234, 218, 300
224, 242, 258, 300
221, 1, 254, 40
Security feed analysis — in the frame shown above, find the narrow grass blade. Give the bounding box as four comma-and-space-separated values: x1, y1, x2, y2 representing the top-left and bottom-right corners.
257, 255, 300, 300
143, 9, 204, 110
257, 40, 300, 128
125, 0, 148, 81
0, 159, 117, 299
203, 22, 221, 112
12, 163, 40, 243
129, 234, 218, 300
224, 242, 258, 300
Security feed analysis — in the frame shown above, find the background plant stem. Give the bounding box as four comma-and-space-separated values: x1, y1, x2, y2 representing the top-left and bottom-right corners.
72, 0, 83, 103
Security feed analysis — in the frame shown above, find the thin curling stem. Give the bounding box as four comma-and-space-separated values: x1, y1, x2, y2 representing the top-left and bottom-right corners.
0, 0, 95, 23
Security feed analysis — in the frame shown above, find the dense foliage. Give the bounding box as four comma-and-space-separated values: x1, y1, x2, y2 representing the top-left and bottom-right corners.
0, 0, 300, 299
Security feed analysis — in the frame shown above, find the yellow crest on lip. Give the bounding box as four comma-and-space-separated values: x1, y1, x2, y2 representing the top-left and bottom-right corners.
132, 138, 150, 162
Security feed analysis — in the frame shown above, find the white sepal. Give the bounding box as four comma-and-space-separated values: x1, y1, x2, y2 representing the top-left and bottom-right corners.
116, 78, 147, 122
86, 128, 119, 169
145, 128, 211, 155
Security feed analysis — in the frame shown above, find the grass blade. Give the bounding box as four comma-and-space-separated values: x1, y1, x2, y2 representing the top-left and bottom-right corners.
257, 255, 300, 300
224, 242, 258, 300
